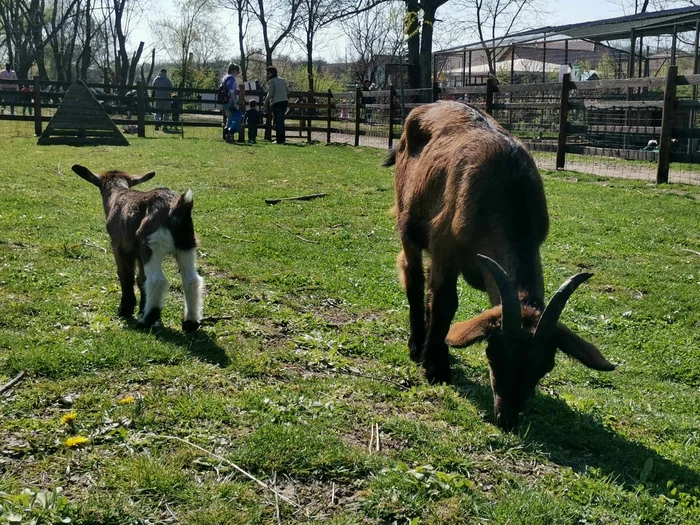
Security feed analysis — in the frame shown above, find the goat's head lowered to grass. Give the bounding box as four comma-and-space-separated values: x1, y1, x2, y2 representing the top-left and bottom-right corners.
446, 255, 615, 431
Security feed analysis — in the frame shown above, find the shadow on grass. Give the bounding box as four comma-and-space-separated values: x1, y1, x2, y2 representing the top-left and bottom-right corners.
450, 365, 700, 498
127, 321, 230, 367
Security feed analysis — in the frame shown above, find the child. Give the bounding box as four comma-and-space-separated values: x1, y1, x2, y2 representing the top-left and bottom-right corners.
20, 86, 32, 116
170, 94, 182, 131
245, 100, 260, 143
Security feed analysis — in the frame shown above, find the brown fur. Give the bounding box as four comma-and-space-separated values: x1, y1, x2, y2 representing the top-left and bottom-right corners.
391, 102, 613, 430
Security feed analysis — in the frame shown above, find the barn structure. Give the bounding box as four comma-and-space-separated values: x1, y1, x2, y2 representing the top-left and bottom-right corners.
434, 5, 700, 87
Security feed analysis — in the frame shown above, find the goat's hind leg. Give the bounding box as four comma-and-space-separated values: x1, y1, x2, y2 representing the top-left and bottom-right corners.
423, 264, 458, 384
137, 248, 169, 329
397, 243, 425, 363
114, 249, 137, 319
176, 248, 203, 332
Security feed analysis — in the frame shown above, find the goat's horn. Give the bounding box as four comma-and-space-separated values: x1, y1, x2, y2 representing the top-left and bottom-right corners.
477, 254, 521, 334
534, 272, 593, 339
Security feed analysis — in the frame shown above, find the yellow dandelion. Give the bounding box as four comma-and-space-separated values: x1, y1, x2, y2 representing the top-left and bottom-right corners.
64, 436, 89, 448
60, 412, 78, 425
118, 396, 135, 405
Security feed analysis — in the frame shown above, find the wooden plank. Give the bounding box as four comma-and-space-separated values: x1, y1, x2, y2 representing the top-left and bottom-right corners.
498, 82, 563, 94
444, 86, 488, 95
38, 136, 128, 146
586, 125, 662, 135
285, 125, 342, 133
677, 74, 700, 86
571, 100, 665, 110
492, 102, 559, 110
571, 77, 666, 91
287, 103, 336, 110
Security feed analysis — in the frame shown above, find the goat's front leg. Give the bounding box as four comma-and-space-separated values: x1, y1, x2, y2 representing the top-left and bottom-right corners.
397, 244, 425, 363
176, 249, 203, 332
136, 258, 146, 315
137, 248, 168, 329
113, 249, 137, 319
423, 267, 458, 384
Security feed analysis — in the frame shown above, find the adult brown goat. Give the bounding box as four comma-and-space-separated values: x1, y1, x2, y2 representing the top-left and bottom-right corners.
387, 101, 614, 431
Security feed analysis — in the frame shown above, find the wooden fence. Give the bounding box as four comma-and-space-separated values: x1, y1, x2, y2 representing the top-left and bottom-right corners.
1, 72, 696, 183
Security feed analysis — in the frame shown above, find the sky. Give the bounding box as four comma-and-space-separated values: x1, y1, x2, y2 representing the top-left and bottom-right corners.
131, 0, 632, 63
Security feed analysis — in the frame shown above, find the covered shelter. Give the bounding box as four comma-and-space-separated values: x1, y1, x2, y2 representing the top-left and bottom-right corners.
434, 5, 700, 86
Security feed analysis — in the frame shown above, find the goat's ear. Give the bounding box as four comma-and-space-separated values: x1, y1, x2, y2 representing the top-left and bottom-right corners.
445, 307, 501, 348
554, 323, 615, 371
71, 165, 101, 187
129, 171, 156, 187
174, 189, 194, 210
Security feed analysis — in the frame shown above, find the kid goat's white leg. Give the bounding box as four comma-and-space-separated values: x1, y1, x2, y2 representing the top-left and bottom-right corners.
138, 228, 173, 328
176, 248, 204, 332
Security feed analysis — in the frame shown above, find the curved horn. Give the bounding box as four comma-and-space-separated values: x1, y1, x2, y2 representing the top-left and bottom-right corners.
534, 272, 593, 339
477, 254, 521, 334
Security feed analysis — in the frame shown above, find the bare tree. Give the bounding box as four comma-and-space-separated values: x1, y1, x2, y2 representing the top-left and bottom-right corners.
454, 0, 542, 77
249, 0, 302, 66
220, 0, 251, 81
343, 2, 404, 86
155, 0, 220, 88
0, 0, 81, 79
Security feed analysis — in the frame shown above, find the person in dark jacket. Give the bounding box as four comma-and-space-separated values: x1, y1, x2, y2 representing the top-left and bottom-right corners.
152, 68, 173, 130
245, 100, 260, 143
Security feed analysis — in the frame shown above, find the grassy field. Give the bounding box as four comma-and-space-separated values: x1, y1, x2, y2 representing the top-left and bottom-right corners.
1, 136, 700, 524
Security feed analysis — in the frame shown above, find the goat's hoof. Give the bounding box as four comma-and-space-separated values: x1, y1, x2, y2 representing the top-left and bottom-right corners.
409, 346, 422, 363
424, 362, 452, 385
182, 320, 200, 333
118, 307, 135, 319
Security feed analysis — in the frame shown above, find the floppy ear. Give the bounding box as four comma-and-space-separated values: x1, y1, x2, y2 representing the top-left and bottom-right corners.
554, 323, 615, 371
445, 306, 502, 348
129, 171, 156, 187
71, 165, 101, 187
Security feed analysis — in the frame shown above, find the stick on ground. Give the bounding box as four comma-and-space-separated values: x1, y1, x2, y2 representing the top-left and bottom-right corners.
265, 193, 327, 205
0, 371, 26, 395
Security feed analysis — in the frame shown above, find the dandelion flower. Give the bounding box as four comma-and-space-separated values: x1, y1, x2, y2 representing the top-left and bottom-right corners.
60, 412, 78, 425
64, 436, 89, 448
119, 396, 135, 405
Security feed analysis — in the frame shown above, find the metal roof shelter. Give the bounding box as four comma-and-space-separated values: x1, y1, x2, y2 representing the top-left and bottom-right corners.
435, 6, 700, 86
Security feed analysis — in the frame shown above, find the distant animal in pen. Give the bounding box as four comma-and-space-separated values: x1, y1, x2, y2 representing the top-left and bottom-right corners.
72, 165, 203, 332
387, 101, 615, 431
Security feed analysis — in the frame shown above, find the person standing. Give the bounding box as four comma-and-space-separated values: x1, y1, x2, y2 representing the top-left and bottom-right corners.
245, 100, 260, 143
0, 63, 19, 116
221, 63, 240, 141
151, 68, 173, 131
264, 66, 288, 144
20, 86, 33, 116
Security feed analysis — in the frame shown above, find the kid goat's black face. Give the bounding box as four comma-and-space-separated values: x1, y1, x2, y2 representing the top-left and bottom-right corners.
71, 165, 156, 188
445, 255, 615, 431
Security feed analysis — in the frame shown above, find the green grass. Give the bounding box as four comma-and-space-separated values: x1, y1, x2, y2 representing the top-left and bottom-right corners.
1, 135, 700, 523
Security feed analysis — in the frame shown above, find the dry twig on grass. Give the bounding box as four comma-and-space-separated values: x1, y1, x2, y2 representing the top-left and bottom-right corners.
265, 193, 327, 205
151, 434, 299, 508
0, 371, 27, 395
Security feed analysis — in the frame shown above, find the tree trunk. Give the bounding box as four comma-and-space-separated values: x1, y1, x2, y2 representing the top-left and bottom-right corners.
405, 1, 420, 89
237, 1, 248, 82
419, 5, 437, 88
307, 32, 314, 92
81, 0, 92, 79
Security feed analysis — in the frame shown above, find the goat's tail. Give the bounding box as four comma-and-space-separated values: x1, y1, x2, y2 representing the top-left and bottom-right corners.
169, 189, 198, 249
382, 148, 397, 167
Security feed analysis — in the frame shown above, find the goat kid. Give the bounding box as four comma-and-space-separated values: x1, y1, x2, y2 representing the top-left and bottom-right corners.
72, 165, 203, 332
389, 102, 614, 430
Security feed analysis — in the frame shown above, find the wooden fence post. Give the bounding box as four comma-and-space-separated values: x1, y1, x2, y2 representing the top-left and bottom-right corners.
389, 85, 396, 150
355, 86, 362, 147
485, 78, 495, 115
136, 81, 145, 137
307, 92, 313, 143
327, 89, 332, 144
432, 82, 440, 102
556, 73, 571, 170
657, 65, 677, 184
33, 76, 42, 136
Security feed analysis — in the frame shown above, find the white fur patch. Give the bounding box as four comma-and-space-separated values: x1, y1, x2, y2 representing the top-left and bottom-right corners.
183, 189, 193, 204
147, 227, 176, 259
176, 249, 203, 322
